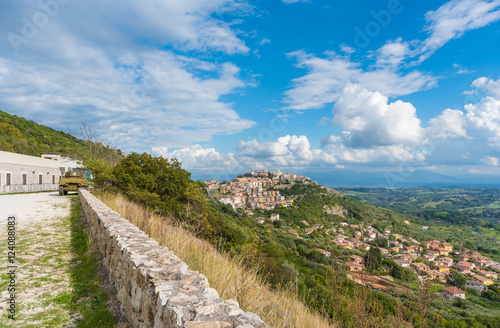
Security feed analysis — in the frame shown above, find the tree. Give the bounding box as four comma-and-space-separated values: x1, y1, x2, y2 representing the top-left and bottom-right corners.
107, 153, 213, 233
80, 121, 105, 160
375, 236, 388, 248
364, 246, 382, 272
413, 257, 425, 264
447, 270, 466, 289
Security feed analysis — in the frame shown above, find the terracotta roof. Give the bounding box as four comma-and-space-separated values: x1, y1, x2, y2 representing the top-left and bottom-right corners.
442, 287, 465, 294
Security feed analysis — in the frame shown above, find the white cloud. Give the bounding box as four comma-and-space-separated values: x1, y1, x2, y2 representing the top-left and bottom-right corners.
236, 135, 331, 167
373, 38, 413, 68
0, 49, 255, 148
286, 0, 500, 108
282, 0, 308, 3
331, 84, 424, 148
163, 76, 500, 172
0, 0, 255, 149
283, 50, 436, 110
318, 116, 330, 125
427, 108, 469, 139
237, 133, 427, 167
163, 133, 428, 173
258, 38, 271, 45
419, 0, 500, 61
322, 136, 427, 163
472, 77, 500, 99
340, 45, 355, 55
481, 155, 499, 166
364, 1, 500, 68
464, 95, 500, 147
152, 145, 239, 170
237, 138, 290, 158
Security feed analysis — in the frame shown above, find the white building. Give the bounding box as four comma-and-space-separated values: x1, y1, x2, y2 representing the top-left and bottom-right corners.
441, 287, 466, 300
0, 151, 77, 194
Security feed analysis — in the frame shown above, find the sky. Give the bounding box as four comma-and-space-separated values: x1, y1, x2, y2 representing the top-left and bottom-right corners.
1, 0, 500, 183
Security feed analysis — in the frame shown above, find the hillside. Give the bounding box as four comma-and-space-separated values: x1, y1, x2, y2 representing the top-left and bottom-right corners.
340, 187, 500, 261
0, 110, 121, 163
92, 155, 500, 327
205, 174, 500, 327
2, 112, 498, 326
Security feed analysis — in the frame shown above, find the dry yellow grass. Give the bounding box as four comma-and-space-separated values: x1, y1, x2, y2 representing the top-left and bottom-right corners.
96, 192, 335, 328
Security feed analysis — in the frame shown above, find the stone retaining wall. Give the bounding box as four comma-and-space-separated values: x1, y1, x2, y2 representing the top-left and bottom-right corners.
79, 189, 268, 328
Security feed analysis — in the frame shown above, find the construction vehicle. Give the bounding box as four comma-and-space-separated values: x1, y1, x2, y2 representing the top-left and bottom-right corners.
59, 170, 89, 195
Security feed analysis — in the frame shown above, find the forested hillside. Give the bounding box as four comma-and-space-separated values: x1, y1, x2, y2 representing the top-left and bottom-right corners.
0, 110, 121, 163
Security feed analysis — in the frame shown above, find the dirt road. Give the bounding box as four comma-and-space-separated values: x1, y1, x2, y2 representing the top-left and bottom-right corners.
0, 192, 74, 327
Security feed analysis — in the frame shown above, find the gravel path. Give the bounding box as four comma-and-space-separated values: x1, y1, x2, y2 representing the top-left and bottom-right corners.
0, 192, 74, 327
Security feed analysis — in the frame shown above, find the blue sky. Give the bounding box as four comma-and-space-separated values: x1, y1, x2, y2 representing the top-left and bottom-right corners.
1, 0, 500, 182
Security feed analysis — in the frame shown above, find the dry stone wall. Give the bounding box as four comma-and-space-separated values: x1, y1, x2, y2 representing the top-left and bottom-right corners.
79, 189, 268, 328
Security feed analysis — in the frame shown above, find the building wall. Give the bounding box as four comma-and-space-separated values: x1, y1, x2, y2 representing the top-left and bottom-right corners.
443, 291, 465, 300
0, 151, 66, 194
0, 162, 63, 194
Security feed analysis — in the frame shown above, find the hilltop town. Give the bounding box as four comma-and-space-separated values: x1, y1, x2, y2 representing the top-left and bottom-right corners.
204, 169, 316, 210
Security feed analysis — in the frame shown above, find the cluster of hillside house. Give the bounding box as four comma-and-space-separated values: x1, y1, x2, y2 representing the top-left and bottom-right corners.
279, 218, 499, 301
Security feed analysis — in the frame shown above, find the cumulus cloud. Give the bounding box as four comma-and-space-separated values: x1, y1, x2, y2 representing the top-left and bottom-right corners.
427, 108, 469, 139
163, 75, 500, 172
283, 51, 436, 110
472, 77, 500, 99
322, 136, 427, 163
162, 134, 428, 174
236, 134, 422, 166
236, 135, 331, 167
152, 145, 239, 170
332, 84, 424, 148
464, 95, 500, 147
424, 76, 500, 166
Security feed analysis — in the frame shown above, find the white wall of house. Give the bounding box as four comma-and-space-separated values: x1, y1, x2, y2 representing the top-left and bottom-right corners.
0, 151, 69, 194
